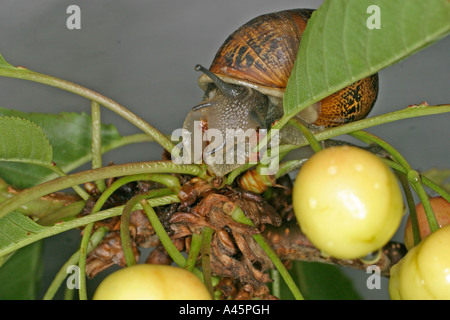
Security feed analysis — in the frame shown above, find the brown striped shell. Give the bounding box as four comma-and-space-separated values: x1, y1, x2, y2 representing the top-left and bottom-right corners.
198, 9, 312, 98
198, 8, 378, 128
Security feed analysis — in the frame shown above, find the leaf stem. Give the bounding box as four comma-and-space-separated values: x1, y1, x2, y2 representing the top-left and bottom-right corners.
294, 105, 450, 145
231, 206, 304, 300
270, 269, 281, 298
350, 131, 439, 233
81, 176, 177, 299
384, 159, 450, 203
42, 227, 107, 300
120, 189, 174, 266
201, 227, 215, 297
186, 232, 202, 272
89, 172, 178, 267
262, 105, 450, 158
94, 173, 178, 214
275, 159, 308, 179
226, 164, 255, 185
114, 174, 179, 267
397, 172, 421, 246
287, 118, 322, 153
0, 195, 180, 259
409, 170, 440, 233
37, 163, 90, 201
0, 66, 177, 156
140, 199, 186, 267
90, 100, 106, 192
0, 161, 204, 220
139, 199, 209, 283
120, 197, 138, 267
227, 105, 450, 185
47, 133, 157, 179
78, 222, 95, 300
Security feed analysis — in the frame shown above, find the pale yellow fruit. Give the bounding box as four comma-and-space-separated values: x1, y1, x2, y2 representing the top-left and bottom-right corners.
390, 224, 450, 299
93, 264, 212, 300
292, 146, 404, 259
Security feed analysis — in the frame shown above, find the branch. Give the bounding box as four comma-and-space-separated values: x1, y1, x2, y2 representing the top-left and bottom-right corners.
263, 221, 407, 277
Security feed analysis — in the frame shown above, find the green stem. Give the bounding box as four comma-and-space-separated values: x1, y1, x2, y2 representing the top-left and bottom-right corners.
270, 269, 281, 298
231, 206, 304, 300
275, 159, 308, 179
90, 100, 106, 192
0, 66, 177, 156
45, 133, 156, 179
226, 144, 298, 185
63, 286, 75, 300
80, 178, 177, 299
186, 232, 202, 272
120, 188, 176, 266
114, 133, 156, 145
78, 222, 95, 300
288, 118, 322, 153
408, 170, 440, 233
397, 172, 421, 246
384, 159, 450, 202
140, 199, 209, 282
40, 163, 90, 201
349, 131, 411, 171
42, 227, 107, 300
421, 176, 450, 203
88, 171, 179, 267
226, 164, 255, 185
227, 105, 450, 186
0, 161, 204, 219
276, 104, 450, 140
257, 105, 450, 164
120, 199, 136, 267
350, 130, 439, 233
201, 227, 215, 297
93, 174, 178, 215
140, 199, 185, 267
0, 195, 180, 258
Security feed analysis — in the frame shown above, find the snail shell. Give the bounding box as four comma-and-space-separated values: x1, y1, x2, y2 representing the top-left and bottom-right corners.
198, 9, 313, 99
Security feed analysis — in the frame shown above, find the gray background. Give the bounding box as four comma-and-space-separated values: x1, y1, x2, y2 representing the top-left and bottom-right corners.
0, 0, 448, 300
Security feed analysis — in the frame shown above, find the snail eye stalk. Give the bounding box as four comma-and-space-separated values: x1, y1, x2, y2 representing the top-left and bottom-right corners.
192, 102, 212, 111
195, 64, 244, 99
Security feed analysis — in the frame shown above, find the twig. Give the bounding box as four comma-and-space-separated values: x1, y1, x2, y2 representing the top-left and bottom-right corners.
263, 221, 407, 277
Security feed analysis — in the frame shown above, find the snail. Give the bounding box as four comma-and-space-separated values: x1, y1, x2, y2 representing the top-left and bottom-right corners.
181, 9, 378, 176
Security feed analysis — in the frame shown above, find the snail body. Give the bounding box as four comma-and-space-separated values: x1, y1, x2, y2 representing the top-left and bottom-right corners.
182, 9, 378, 176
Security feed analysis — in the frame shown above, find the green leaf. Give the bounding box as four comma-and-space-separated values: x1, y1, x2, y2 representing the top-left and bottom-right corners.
0, 241, 43, 300
0, 116, 53, 165
0, 108, 123, 188
283, 0, 450, 120
0, 194, 177, 261
0, 211, 47, 258
0, 211, 46, 299
0, 54, 18, 70
0, 177, 83, 221
280, 261, 361, 300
